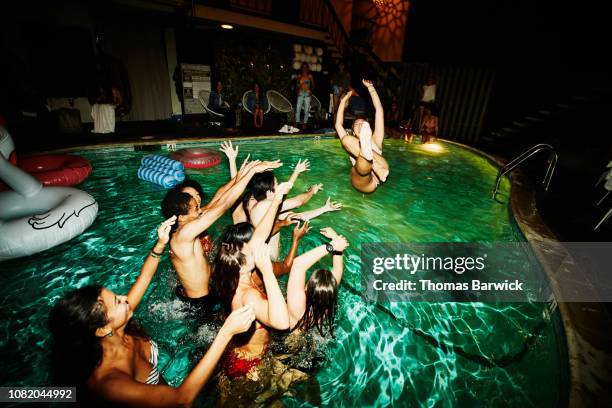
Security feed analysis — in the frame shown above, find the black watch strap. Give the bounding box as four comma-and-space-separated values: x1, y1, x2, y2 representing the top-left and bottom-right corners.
326, 243, 343, 255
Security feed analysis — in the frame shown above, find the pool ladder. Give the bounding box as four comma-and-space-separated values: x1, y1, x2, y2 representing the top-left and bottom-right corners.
492, 144, 558, 200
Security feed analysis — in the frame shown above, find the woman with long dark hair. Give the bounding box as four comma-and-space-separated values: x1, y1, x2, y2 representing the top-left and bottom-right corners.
212, 182, 294, 400
286, 227, 349, 336
48, 216, 255, 407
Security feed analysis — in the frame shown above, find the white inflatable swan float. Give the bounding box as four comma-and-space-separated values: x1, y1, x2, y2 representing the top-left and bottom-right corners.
0, 128, 98, 261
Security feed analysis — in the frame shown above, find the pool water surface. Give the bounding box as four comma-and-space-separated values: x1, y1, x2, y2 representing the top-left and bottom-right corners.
0, 137, 568, 407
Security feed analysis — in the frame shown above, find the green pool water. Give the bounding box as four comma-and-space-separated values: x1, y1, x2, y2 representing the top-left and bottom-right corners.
0, 136, 568, 407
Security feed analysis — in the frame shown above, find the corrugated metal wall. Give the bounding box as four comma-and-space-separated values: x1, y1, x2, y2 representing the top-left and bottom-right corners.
399, 64, 495, 143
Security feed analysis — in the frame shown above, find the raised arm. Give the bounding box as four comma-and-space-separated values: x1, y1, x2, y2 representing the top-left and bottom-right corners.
335, 91, 352, 137
362, 79, 384, 143
290, 197, 342, 222
272, 220, 309, 276
244, 243, 290, 329
321, 227, 347, 284
95, 305, 255, 408
287, 159, 310, 185
287, 229, 348, 325
219, 140, 239, 179
180, 160, 282, 241
250, 181, 293, 246
207, 151, 251, 208
127, 216, 176, 310
281, 183, 323, 211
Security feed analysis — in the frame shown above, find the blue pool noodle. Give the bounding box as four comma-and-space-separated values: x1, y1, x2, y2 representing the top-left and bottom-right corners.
141, 164, 185, 182
142, 155, 184, 171
137, 167, 179, 189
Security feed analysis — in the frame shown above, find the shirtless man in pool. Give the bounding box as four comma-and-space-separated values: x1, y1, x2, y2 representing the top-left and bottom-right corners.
161, 159, 281, 323
335, 79, 389, 193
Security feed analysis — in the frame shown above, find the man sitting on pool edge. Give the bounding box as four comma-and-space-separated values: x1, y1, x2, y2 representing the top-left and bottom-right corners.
335, 79, 389, 193
161, 158, 282, 326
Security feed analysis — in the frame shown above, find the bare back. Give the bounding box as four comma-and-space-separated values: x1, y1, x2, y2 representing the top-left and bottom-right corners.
170, 226, 211, 298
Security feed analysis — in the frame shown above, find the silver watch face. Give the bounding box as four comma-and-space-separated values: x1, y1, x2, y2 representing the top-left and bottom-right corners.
326, 243, 334, 253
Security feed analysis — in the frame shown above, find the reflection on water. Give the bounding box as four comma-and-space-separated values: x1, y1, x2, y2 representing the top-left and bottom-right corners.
0, 138, 566, 407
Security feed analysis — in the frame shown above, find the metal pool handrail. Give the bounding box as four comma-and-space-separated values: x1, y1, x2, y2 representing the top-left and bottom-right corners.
492, 144, 558, 200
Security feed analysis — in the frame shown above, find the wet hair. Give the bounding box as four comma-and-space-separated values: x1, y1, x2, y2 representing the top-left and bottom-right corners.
294, 269, 339, 336
241, 171, 275, 222
248, 171, 275, 201
213, 223, 254, 308
161, 190, 193, 232
48, 286, 148, 388
175, 178, 206, 204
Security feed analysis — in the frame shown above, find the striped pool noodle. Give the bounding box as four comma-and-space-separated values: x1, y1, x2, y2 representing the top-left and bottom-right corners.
140, 163, 185, 182
137, 167, 178, 189
142, 155, 184, 171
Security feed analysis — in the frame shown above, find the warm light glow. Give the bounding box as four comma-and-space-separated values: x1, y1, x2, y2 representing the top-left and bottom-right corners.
373, 0, 385, 11
420, 142, 445, 153
221, 24, 233, 30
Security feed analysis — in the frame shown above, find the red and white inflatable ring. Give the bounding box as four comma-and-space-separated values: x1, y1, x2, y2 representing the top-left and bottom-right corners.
18, 155, 92, 186
169, 148, 222, 169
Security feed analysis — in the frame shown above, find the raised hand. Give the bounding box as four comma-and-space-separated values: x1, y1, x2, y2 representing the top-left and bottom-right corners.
238, 158, 260, 177
324, 197, 343, 212
157, 215, 177, 244
238, 154, 251, 172
319, 227, 339, 240
219, 140, 239, 159
252, 160, 282, 174
362, 79, 374, 88
341, 90, 353, 102
309, 183, 323, 194
330, 235, 349, 253
221, 304, 256, 336
293, 220, 311, 240
293, 159, 310, 174
275, 181, 294, 198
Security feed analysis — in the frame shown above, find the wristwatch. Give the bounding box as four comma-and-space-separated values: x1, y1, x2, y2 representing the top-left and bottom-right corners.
325, 243, 343, 255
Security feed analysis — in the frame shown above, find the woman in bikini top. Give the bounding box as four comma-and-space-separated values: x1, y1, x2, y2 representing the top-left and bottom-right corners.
48, 217, 255, 406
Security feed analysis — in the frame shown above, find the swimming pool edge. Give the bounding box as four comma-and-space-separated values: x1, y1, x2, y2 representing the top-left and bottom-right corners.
442, 138, 611, 408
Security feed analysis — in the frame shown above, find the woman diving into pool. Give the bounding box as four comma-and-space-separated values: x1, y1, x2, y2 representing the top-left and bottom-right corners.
48, 217, 256, 407
335, 79, 389, 193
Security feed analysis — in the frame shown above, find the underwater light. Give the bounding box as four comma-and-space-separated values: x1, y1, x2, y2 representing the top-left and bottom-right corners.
421, 142, 445, 153
221, 24, 233, 30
